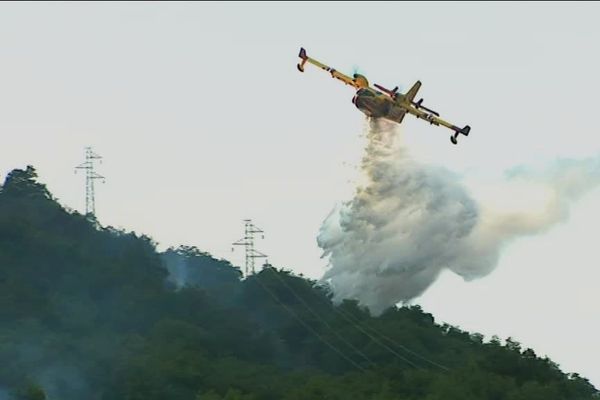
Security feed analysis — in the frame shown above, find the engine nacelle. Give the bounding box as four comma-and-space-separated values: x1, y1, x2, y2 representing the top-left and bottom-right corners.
352, 74, 369, 89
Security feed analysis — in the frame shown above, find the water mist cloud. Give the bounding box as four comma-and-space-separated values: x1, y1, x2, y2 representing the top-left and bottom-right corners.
317, 120, 600, 315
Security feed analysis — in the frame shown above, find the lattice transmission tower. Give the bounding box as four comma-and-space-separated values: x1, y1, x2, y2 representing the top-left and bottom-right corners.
232, 219, 268, 277
75, 147, 105, 217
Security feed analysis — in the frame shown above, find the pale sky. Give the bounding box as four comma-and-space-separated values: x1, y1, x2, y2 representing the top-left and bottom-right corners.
1, 1, 599, 387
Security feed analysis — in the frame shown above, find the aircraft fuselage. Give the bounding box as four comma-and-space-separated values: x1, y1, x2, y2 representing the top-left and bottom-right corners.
297, 47, 471, 144
352, 89, 408, 124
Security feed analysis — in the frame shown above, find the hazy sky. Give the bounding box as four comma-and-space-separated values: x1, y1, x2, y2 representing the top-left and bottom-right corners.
1, 1, 599, 387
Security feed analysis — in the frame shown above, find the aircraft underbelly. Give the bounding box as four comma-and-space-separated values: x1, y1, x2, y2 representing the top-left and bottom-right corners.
354, 95, 389, 118
386, 105, 407, 124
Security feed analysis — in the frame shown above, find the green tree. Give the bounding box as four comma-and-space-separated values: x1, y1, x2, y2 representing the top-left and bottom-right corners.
0, 166, 597, 400
17, 383, 46, 400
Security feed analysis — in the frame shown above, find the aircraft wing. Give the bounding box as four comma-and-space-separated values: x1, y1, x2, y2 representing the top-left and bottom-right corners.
297, 48, 361, 89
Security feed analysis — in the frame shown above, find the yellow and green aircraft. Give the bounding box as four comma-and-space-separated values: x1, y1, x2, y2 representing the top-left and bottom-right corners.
297, 47, 471, 145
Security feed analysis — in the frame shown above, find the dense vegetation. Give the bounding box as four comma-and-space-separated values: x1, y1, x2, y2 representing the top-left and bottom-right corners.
0, 166, 597, 400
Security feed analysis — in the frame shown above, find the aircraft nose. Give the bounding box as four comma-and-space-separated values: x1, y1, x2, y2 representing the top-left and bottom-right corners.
354, 96, 374, 117
354, 95, 372, 111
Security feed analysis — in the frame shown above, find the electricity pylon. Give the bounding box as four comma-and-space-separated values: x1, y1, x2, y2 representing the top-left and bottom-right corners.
232, 219, 267, 277
75, 146, 105, 217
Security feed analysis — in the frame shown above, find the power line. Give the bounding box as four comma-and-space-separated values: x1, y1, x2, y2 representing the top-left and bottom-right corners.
232, 223, 366, 372
265, 266, 377, 369
326, 301, 423, 369
305, 282, 451, 371
329, 299, 450, 372
251, 271, 368, 373
230, 224, 445, 372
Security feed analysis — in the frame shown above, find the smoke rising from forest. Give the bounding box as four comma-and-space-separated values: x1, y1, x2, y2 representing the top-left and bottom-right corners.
317, 120, 600, 315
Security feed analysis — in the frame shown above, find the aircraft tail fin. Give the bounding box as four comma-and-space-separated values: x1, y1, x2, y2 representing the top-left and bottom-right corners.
405, 80, 422, 103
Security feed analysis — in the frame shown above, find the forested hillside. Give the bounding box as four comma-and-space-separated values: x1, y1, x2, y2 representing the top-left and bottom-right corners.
0, 166, 597, 400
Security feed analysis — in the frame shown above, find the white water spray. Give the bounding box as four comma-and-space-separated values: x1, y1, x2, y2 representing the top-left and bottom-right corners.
318, 120, 600, 315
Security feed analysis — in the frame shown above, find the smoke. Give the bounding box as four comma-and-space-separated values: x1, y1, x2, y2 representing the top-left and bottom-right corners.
163, 251, 189, 289
2, 336, 94, 400
317, 120, 600, 315
0, 387, 13, 400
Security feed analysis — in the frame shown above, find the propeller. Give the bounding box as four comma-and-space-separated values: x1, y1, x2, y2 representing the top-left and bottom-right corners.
351, 65, 365, 77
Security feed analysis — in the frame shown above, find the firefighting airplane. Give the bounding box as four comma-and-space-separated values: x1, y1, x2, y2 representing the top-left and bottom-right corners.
296, 48, 471, 145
